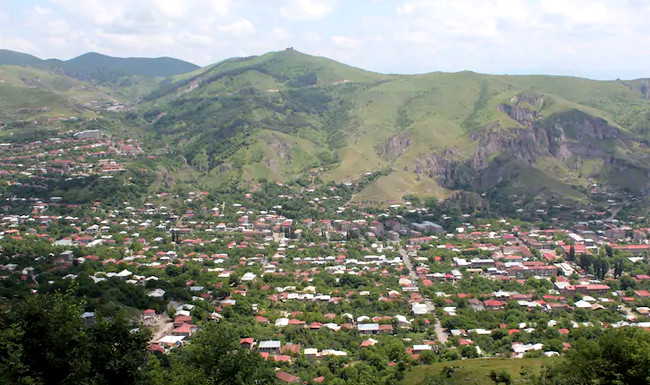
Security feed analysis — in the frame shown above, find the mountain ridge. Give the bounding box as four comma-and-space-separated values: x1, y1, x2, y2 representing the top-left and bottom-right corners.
0, 49, 200, 81
137, 49, 650, 210
2, 48, 650, 213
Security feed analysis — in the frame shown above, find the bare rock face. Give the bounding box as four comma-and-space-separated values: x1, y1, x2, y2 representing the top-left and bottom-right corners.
376, 131, 412, 158
642, 80, 650, 99
413, 104, 633, 192
497, 104, 538, 128
265, 135, 293, 171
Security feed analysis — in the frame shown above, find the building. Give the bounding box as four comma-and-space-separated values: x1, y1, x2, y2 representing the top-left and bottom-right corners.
259, 340, 281, 354
411, 221, 444, 234
74, 130, 101, 140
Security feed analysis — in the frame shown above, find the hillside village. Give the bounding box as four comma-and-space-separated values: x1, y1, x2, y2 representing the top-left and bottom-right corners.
2, 128, 650, 383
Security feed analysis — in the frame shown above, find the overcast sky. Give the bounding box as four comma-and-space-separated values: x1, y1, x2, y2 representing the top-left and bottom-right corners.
1, 0, 650, 79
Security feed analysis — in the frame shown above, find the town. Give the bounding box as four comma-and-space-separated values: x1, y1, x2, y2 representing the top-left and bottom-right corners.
1, 126, 650, 384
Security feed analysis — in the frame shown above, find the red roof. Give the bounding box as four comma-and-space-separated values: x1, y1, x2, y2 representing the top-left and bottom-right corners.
274, 355, 292, 363
635, 290, 650, 297
276, 371, 301, 383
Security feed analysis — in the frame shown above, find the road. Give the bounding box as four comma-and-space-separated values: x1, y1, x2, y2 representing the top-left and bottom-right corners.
398, 245, 449, 343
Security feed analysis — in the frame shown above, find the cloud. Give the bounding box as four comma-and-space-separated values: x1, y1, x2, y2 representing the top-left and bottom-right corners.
218, 17, 256, 37
271, 27, 289, 41
280, 0, 333, 20
331, 35, 362, 48
0, 0, 649, 78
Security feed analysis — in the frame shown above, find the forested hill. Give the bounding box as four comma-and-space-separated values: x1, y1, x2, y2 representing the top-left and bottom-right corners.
2, 47, 650, 212
0, 49, 199, 82
139, 48, 650, 212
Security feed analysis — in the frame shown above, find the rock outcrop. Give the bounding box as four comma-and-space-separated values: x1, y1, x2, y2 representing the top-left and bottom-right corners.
414, 105, 632, 192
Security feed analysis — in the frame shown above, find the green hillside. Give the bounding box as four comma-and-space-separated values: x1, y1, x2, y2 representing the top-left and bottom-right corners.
0, 49, 199, 84
139, 49, 650, 211
0, 65, 117, 122
402, 357, 551, 385
1, 47, 649, 211
60, 52, 200, 81
0, 49, 43, 67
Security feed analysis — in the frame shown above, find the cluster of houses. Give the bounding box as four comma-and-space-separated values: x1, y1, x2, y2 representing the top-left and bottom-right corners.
1, 145, 650, 382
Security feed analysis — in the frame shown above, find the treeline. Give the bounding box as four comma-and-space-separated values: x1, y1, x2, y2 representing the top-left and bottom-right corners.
0, 292, 275, 385
417, 327, 650, 385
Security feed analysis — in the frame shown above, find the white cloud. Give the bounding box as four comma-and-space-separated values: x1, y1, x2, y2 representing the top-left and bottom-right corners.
0, 36, 40, 55
218, 17, 256, 37
0, 0, 648, 78
302, 31, 322, 44
271, 27, 289, 41
280, 0, 333, 21
331, 35, 362, 48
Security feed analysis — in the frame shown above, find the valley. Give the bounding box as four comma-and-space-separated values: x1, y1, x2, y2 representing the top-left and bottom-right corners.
1, 48, 650, 385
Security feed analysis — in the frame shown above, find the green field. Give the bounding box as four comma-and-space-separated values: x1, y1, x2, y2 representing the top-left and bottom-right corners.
402, 357, 555, 385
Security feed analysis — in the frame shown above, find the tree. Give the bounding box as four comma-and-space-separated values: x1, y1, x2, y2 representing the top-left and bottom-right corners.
540, 327, 650, 385
489, 370, 511, 385
191, 149, 209, 173
568, 245, 575, 262
172, 323, 275, 385
613, 257, 624, 278
0, 292, 150, 385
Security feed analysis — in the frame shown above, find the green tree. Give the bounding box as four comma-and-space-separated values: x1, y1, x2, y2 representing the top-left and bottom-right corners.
0, 292, 150, 385
540, 327, 650, 385
172, 323, 275, 385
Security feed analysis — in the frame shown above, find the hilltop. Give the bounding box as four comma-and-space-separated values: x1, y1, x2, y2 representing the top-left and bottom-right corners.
2, 47, 650, 213
139, 48, 650, 212
0, 50, 200, 124
0, 49, 199, 83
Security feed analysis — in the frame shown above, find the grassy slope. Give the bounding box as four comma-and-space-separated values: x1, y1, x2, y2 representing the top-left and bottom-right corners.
0, 65, 119, 121
402, 357, 553, 385
347, 73, 650, 203
138, 51, 650, 204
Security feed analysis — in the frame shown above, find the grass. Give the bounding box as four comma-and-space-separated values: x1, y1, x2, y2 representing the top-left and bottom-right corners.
6, 49, 650, 206
402, 357, 555, 385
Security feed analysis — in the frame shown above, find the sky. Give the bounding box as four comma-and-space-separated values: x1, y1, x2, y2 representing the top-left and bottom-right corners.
1, 0, 650, 79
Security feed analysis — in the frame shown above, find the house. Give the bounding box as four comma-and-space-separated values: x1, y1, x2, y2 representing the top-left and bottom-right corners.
276, 372, 301, 383
562, 284, 610, 296
142, 309, 156, 320
74, 130, 101, 140
81, 311, 95, 324
172, 323, 197, 337
281, 343, 301, 355
483, 299, 505, 310
357, 323, 380, 334
240, 337, 255, 350
413, 345, 433, 353
174, 315, 192, 327
411, 221, 444, 233
259, 340, 281, 354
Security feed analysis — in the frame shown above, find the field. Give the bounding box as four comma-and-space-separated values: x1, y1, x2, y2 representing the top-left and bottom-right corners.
402, 357, 556, 385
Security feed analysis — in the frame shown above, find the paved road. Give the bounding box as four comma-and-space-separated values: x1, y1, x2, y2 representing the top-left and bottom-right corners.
398, 245, 448, 343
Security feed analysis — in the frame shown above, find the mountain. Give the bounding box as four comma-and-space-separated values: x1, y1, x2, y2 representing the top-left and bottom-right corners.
140, 48, 650, 211
0, 49, 44, 67
0, 49, 200, 123
0, 65, 119, 123
2, 47, 650, 211
56, 52, 200, 81
0, 49, 200, 83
